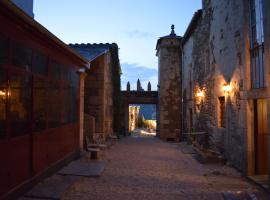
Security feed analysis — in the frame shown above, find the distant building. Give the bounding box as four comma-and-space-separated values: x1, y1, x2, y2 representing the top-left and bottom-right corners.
12, 0, 34, 18
129, 106, 140, 132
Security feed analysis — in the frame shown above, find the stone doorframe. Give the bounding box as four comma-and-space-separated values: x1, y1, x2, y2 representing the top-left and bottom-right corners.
120, 91, 158, 134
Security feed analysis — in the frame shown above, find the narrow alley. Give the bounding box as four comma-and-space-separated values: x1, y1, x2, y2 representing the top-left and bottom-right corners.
59, 137, 269, 200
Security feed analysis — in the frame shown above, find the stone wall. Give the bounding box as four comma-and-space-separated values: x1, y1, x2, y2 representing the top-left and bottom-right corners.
157, 34, 182, 141
182, 0, 251, 172
84, 53, 113, 142
262, 0, 270, 187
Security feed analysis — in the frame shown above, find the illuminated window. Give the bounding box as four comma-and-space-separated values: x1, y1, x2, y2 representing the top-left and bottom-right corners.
218, 97, 226, 128
250, 0, 265, 88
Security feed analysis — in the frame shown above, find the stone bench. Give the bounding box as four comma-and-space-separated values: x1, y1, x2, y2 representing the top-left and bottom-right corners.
87, 148, 101, 160
88, 143, 107, 149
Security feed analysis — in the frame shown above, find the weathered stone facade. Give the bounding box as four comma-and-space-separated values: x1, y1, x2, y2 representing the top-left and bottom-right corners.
156, 26, 182, 141
181, 0, 270, 189
70, 43, 121, 142
129, 106, 140, 132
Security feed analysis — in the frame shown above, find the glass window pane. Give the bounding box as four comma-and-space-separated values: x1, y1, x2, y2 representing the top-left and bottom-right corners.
0, 68, 7, 138
12, 42, 32, 70
32, 52, 47, 75
70, 70, 79, 122
9, 74, 31, 136
62, 85, 72, 124
47, 83, 62, 128
49, 60, 62, 80
0, 35, 9, 64
33, 79, 47, 132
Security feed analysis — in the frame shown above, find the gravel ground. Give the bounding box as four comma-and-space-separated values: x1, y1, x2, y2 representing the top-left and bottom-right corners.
62, 136, 270, 200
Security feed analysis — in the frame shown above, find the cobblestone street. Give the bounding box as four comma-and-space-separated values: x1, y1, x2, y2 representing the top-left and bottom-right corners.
62, 137, 269, 200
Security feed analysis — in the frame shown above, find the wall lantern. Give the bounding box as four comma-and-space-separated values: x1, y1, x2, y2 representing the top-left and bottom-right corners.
223, 83, 232, 94
196, 90, 204, 99
0, 90, 5, 96
0, 90, 10, 98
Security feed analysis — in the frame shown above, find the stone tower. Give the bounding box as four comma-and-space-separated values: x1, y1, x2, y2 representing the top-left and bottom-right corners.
156, 25, 182, 141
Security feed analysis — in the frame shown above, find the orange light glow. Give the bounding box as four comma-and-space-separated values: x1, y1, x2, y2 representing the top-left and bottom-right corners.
196, 90, 204, 98
223, 84, 232, 94
0, 91, 5, 96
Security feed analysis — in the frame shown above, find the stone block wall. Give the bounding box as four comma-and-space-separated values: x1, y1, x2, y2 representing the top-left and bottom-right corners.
84, 53, 114, 141
182, 0, 252, 172
157, 36, 182, 141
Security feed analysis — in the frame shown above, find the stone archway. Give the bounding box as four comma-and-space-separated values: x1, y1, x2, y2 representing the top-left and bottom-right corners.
120, 91, 158, 135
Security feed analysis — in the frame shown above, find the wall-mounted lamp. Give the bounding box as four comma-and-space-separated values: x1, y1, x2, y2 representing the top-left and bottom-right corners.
0, 90, 11, 98
196, 90, 204, 99
0, 91, 5, 96
223, 83, 232, 94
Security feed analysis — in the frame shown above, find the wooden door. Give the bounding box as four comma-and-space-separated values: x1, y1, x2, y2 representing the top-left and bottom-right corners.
254, 99, 268, 174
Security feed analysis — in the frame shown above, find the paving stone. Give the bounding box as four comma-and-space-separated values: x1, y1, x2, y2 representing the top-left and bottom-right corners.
61, 137, 270, 200
57, 160, 106, 177
24, 175, 79, 200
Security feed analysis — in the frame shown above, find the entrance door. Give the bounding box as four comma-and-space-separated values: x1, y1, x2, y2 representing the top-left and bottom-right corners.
254, 99, 268, 174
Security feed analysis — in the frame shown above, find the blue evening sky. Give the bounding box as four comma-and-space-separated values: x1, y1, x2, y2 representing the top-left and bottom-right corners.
34, 0, 202, 90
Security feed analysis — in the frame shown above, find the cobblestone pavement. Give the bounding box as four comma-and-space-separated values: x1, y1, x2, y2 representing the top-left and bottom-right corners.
63, 137, 270, 200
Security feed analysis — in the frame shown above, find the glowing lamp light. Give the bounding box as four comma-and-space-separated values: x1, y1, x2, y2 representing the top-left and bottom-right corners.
223, 83, 232, 94
0, 90, 10, 97
0, 91, 5, 96
196, 90, 204, 98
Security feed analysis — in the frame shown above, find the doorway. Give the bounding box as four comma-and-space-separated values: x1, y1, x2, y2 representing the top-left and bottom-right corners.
128, 104, 157, 137
254, 99, 268, 175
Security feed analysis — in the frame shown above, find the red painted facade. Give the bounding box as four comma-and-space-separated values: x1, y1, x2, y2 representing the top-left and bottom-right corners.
0, 2, 88, 198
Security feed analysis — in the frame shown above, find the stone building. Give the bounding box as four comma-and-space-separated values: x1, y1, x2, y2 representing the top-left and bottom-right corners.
129, 106, 140, 132
70, 43, 121, 143
156, 25, 182, 141
181, 0, 270, 189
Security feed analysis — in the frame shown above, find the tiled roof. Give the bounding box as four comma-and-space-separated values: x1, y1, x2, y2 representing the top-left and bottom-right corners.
69, 43, 118, 62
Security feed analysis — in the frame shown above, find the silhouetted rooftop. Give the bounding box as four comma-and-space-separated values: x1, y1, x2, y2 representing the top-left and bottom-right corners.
69, 43, 118, 62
